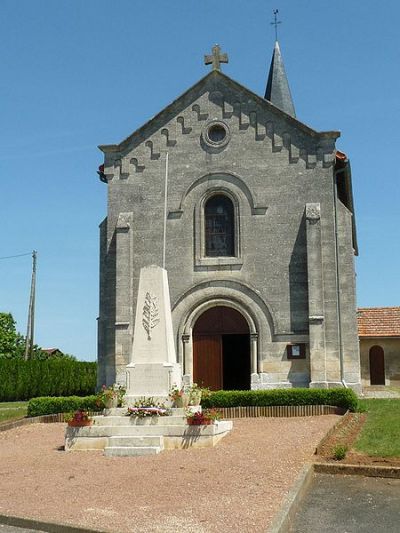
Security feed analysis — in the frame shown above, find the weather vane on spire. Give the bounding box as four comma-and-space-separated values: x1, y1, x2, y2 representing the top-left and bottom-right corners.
271, 9, 282, 42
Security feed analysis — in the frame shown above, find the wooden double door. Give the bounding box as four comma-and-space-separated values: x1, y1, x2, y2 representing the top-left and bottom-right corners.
192, 306, 250, 391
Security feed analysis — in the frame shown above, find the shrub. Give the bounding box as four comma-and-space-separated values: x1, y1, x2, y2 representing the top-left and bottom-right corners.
201, 388, 358, 411
333, 444, 348, 460
27, 395, 101, 417
0, 359, 97, 401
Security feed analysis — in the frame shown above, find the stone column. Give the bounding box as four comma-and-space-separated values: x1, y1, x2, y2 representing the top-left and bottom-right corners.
115, 212, 133, 384
182, 334, 192, 383
305, 203, 328, 388
250, 333, 259, 374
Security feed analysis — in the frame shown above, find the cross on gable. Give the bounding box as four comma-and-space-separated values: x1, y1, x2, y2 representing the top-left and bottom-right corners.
204, 45, 229, 71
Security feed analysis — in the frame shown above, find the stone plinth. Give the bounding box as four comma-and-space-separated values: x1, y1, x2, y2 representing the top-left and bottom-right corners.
65, 409, 233, 456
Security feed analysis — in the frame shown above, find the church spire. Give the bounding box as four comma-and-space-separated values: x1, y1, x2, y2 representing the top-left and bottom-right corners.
264, 37, 296, 117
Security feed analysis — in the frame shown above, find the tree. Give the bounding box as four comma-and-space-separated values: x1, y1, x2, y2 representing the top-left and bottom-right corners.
0, 313, 25, 358
0, 312, 77, 360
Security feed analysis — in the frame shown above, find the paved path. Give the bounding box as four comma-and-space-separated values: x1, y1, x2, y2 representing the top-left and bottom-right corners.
362, 387, 400, 398
289, 473, 400, 532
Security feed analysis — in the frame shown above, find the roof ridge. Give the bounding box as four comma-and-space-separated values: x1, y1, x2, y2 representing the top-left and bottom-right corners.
358, 306, 400, 310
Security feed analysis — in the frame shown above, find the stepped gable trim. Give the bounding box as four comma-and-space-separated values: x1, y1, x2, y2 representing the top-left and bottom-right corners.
357, 307, 400, 338
98, 70, 340, 154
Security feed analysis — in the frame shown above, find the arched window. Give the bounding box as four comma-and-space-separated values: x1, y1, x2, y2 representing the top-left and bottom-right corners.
205, 195, 234, 256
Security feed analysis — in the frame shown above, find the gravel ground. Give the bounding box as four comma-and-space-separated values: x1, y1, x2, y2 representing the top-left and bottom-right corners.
0, 417, 338, 533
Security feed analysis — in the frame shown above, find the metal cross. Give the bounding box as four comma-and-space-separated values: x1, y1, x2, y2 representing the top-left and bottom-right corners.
204, 44, 229, 71
271, 9, 282, 41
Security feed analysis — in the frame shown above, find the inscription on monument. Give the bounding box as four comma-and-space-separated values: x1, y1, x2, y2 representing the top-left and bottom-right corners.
142, 292, 160, 340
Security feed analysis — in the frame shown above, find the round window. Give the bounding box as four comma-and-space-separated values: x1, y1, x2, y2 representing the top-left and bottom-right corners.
208, 124, 226, 143
203, 121, 230, 148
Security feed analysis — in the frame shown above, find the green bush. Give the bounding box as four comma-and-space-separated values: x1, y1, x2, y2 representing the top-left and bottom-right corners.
333, 444, 348, 460
201, 388, 358, 411
27, 395, 101, 417
0, 359, 97, 401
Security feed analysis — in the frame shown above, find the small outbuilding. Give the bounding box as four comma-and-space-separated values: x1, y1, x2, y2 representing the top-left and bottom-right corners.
358, 307, 400, 387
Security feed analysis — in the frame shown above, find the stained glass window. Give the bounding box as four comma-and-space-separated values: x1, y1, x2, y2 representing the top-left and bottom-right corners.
205, 195, 234, 257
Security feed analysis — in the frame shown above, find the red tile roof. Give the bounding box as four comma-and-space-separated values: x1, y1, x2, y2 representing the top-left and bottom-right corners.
357, 307, 400, 337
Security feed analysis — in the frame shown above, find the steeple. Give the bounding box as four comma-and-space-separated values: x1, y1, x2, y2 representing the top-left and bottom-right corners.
264, 41, 296, 118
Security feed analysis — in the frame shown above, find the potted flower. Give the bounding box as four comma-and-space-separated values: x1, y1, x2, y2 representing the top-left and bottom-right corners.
187, 383, 204, 406
65, 409, 93, 427
98, 384, 126, 409
169, 385, 189, 408
186, 408, 222, 426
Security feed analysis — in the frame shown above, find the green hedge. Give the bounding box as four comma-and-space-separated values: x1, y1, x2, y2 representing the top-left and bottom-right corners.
0, 359, 97, 401
27, 395, 101, 417
201, 388, 358, 412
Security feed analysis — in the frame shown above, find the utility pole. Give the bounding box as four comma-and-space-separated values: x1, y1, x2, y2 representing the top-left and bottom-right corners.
24, 250, 37, 360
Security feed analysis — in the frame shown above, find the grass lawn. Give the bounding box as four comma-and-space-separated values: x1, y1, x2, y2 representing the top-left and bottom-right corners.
0, 401, 28, 423
355, 399, 400, 457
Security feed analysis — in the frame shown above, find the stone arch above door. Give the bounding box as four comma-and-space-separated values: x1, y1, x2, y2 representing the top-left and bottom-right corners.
172, 280, 275, 380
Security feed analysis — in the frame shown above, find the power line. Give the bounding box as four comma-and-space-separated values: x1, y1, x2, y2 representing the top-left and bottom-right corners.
0, 252, 33, 260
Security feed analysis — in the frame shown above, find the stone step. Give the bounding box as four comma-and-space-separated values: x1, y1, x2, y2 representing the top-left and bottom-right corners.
108, 435, 163, 447
104, 446, 161, 457
72, 424, 187, 437
93, 415, 187, 427
68, 420, 232, 438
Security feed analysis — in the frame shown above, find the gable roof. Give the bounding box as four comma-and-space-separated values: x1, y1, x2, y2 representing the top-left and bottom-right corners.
99, 69, 339, 153
358, 307, 400, 337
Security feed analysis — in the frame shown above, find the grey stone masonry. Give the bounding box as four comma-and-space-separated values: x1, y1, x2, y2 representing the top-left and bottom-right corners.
97, 55, 361, 393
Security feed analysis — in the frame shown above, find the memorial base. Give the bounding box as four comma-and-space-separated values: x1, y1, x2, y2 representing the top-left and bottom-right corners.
126, 361, 181, 402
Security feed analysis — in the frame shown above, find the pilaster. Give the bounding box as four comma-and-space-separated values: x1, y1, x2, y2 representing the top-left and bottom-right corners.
115, 212, 133, 383
305, 203, 328, 387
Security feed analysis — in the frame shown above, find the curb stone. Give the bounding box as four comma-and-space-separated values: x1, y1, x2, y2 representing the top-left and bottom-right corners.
0, 515, 106, 533
314, 409, 350, 455
267, 463, 314, 533
313, 462, 400, 478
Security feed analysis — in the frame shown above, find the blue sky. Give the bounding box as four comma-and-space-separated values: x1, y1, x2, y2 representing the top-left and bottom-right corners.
1, 0, 399, 361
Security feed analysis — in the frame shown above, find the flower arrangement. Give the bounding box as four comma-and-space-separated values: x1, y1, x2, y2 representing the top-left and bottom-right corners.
169, 383, 210, 407
169, 385, 189, 407
97, 384, 126, 408
187, 382, 203, 406
127, 406, 169, 418
65, 409, 93, 427
169, 385, 185, 402
186, 408, 222, 426
127, 397, 170, 418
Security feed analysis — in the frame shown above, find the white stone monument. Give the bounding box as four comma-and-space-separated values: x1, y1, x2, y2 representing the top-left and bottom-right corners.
126, 265, 181, 402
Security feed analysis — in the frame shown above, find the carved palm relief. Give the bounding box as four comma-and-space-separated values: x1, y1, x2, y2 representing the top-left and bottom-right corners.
142, 292, 160, 340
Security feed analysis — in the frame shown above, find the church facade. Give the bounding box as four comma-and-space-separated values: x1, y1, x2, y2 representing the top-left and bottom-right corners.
97, 43, 361, 392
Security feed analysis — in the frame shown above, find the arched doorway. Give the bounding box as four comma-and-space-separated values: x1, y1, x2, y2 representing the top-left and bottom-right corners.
369, 345, 385, 385
193, 306, 250, 390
